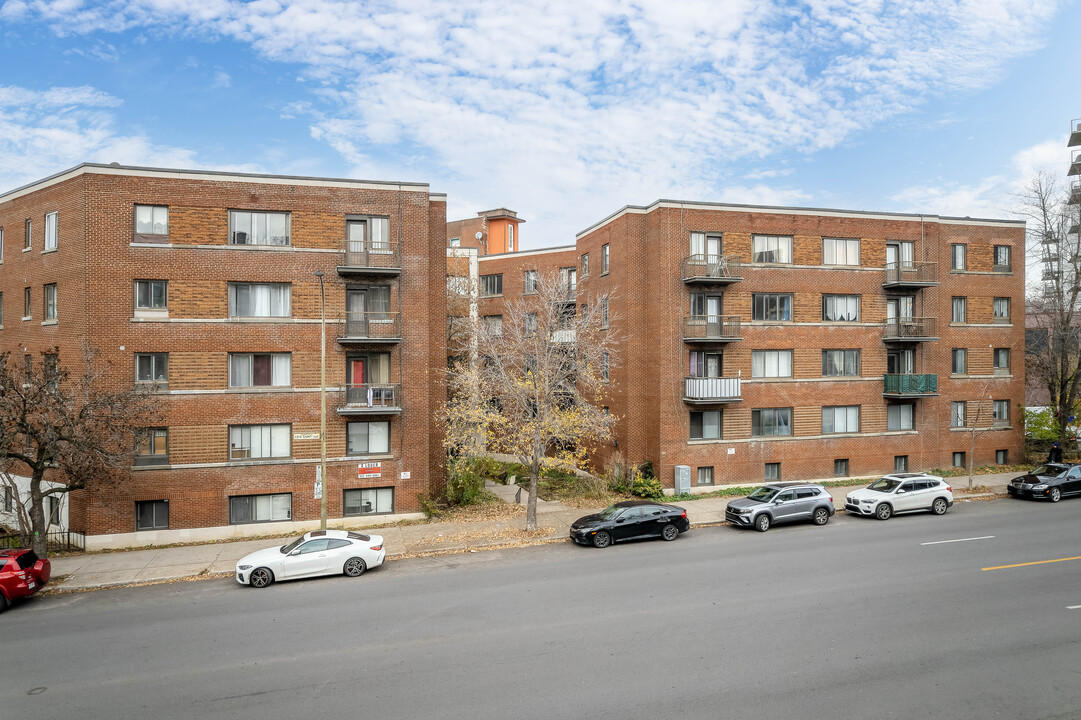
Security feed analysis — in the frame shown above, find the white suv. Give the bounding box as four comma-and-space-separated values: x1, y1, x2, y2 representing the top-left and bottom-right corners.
845, 473, 953, 520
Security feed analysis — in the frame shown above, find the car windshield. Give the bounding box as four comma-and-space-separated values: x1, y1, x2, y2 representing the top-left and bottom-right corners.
747, 487, 777, 502
1029, 465, 1067, 478
597, 506, 626, 520
868, 478, 902, 493
280, 536, 306, 554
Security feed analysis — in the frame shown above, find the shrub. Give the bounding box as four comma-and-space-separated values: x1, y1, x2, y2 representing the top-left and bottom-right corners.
445, 466, 486, 506
637, 461, 654, 479
416, 493, 443, 519
630, 474, 664, 500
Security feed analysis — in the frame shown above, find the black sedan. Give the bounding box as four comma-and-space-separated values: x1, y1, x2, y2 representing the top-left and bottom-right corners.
570, 500, 690, 548
1007, 463, 1081, 502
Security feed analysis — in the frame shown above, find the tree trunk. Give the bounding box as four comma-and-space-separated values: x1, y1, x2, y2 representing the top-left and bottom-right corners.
526, 461, 539, 531
28, 472, 48, 557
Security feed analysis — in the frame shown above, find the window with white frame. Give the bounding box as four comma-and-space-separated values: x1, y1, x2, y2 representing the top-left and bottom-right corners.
993, 297, 1010, 322
43, 284, 56, 321
602, 244, 610, 273
228, 283, 291, 318
696, 467, 714, 486
347, 420, 390, 455
951, 401, 965, 428
44, 211, 57, 251
752, 234, 792, 264
822, 237, 859, 265
524, 270, 538, 293
135, 205, 169, 238
446, 276, 468, 295
752, 408, 792, 437
822, 349, 859, 377
344, 487, 393, 516
690, 410, 721, 440
751, 350, 792, 378
135, 280, 167, 310
952, 348, 967, 374
507, 223, 514, 250
581, 253, 589, 277
994, 348, 1010, 372
752, 293, 792, 321
480, 274, 503, 297
0, 226, 5, 262
229, 210, 290, 246
229, 493, 291, 524
993, 245, 1011, 271
135, 353, 168, 384
449, 237, 460, 248
951, 297, 966, 323
24, 219, 31, 249
764, 463, 781, 480
887, 404, 914, 430
822, 294, 859, 321
822, 406, 859, 434
229, 424, 291, 460
229, 353, 291, 387
951, 244, 966, 270
993, 400, 1009, 424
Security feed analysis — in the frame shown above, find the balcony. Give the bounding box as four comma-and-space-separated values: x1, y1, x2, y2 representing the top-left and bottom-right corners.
1071, 149, 1081, 177
681, 255, 743, 285
883, 261, 938, 288
883, 374, 938, 397
682, 315, 741, 343
1070, 118, 1081, 148
336, 384, 402, 415
882, 317, 938, 342
1069, 180, 1081, 206
683, 377, 741, 404
337, 312, 402, 344
336, 242, 402, 276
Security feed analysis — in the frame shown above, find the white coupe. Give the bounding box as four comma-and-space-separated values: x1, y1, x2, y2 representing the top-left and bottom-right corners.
235, 529, 385, 588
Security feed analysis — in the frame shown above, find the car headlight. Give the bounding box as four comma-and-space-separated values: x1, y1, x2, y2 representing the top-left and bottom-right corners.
238, 564, 252, 571
1032, 484, 1048, 490
862, 499, 874, 504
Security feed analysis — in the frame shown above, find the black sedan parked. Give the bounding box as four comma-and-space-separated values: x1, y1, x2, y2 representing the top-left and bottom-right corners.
1007, 463, 1081, 502
570, 500, 690, 548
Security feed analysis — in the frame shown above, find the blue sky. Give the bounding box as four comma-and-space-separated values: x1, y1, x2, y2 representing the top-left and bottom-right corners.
0, 0, 1077, 248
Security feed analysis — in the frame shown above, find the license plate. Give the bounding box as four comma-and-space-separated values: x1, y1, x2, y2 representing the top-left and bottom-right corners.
27, 581, 35, 589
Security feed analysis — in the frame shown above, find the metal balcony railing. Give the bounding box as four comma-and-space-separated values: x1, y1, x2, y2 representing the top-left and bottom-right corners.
338, 383, 401, 413
681, 254, 742, 283
338, 312, 402, 343
884, 261, 938, 287
339, 241, 402, 273
883, 317, 937, 341
684, 377, 741, 403
883, 374, 937, 396
682, 315, 741, 342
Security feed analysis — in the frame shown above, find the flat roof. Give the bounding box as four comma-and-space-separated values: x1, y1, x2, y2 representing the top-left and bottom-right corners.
479, 245, 577, 261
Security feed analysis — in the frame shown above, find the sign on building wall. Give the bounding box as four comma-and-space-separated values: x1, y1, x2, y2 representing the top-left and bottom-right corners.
358, 462, 381, 479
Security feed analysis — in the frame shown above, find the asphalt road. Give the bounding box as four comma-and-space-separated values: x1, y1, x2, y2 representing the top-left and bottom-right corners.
5, 499, 1081, 720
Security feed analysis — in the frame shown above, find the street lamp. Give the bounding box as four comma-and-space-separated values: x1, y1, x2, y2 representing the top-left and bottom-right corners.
315, 270, 328, 530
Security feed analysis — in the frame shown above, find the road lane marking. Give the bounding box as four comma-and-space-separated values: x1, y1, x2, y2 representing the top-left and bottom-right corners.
921, 535, 994, 546
1067, 605, 1081, 610
983, 555, 1081, 571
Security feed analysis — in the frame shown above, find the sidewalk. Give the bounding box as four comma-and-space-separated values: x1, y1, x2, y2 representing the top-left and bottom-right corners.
44, 472, 1014, 594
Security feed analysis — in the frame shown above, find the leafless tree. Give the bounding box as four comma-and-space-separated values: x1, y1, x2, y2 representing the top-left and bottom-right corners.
445, 272, 619, 530
0, 348, 162, 556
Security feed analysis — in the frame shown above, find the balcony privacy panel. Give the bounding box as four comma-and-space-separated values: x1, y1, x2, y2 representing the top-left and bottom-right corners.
883, 374, 937, 394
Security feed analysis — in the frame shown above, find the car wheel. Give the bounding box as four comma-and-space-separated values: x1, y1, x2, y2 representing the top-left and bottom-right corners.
1050, 487, 1062, 503
875, 503, 893, 521
343, 557, 367, 577
931, 498, 949, 516
0, 592, 9, 613
812, 507, 830, 526
754, 514, 771, 532
249, 567, 274, 588
661, 524, 679, 541
592, 531, 612, 548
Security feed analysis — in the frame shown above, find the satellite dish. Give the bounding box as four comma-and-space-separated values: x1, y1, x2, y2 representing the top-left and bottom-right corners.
475, 231, 483, 240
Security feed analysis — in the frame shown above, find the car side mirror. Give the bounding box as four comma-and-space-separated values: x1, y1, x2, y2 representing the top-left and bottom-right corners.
289, 549, 302, 556
615, 518, 625, 523
896, 490, 906, 495
774, 499, 784, 505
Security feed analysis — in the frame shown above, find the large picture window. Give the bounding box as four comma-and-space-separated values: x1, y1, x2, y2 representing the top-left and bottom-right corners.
822, 406, 859, 434
822, 349, 859, 377
480, 274, 503, 297
344, 487, 393, 516
229, 353, 291, 387
135, 205, 169, 238
229, 424, 291, 460
752, 293, 792, 321
752, 235, 792, 264
887, 404, 914, 431
229, 210, 290, 246
229, 493, 291, 524
135, 353, 168, 383
228, 283, 291, 318
822, 237, 859, 265
347, 421, 391, 455
690, 411, 721, 440
135, 280, 167, 310
751, 408, 792, 437
135, 500, 169, 530
751, 350, 792, 378
134, 428, 169, 466
822, 294, 859, 321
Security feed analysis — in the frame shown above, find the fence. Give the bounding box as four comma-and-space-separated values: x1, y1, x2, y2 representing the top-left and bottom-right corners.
0, 529, 86, 552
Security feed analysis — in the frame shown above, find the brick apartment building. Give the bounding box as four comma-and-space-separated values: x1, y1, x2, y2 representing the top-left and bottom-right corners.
0, 163, 446, 548
478, 200, 1026, 489
447, 208, 524, 255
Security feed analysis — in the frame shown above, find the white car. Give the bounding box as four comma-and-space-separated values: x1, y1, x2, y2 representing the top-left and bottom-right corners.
235, 529, 385, 588
845, 473, 954, 520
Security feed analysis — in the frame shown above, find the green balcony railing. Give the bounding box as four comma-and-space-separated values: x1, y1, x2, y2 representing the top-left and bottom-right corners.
883, 373, 937, 395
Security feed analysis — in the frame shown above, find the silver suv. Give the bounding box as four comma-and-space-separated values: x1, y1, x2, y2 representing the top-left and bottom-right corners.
725, 483, 836, 532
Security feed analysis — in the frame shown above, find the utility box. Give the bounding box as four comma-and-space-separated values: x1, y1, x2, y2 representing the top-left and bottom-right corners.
674, 465, 691, 495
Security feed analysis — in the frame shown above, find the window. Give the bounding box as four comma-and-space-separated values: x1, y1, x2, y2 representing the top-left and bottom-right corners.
764, 463, 780, 480
135, 280, 167, 310
993, 245, 1011, 271
229, 210, 290, 246
344, 487, 393, 516
229, 493, 292, 524
135, 500, 169, 530
953, 452, 965, 468
751, 350, 792, 378
823, 237, 859, 265
560, 267, 577, 293
996, 449, 1009, 464
690, 411, 721, 440
951, 244, 966, 270
524, 313, 537, 337
993, 348, 1010, 373
822, 294, 859, 321
894, 455, 908, 472
3, 485, 11, 512
993, 400, 1009, 424
822, 349, 859, 377
347, 217, 390, 254
134, 428, 169, 466
601, 298, 609, 328
993, 297, 1010, 323
449, 237, 460, 248
44, 211, 57, 251
581, 253, 589, 277
134, 205, 169, 240
447, 276, 468, 295
887, 404, 914, 431
229, 424, 291, 460
482, 315, 503, 338
0, 227, 4, 262
507, 223, 514, 250
347, 421, 390, 455
23, 287, 30, 318
822, 406, 859, 434
696, 467, 714, 486
951, 401, 965, 428
752, 408, 792, 437
752, 293, 792, 321
43, 353, 58, 390
834, 459, 849, 477
24, 219, 31, 249
228, 283, 291, 318
43, 284, 57, 321
952, 349, 967, 374
480, 274, 503, 297
951, 297, 966, 323
601, 352, 610, 382
229, 353, 291, 387
689, 351, 722, 378
0, 292, 4, 325
524, 270, 538, 293
601, 244, 610, 274
752, 234, 792, 264
135, 353, 168, 384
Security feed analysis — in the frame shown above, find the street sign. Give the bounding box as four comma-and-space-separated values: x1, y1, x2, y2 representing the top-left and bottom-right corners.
294, 432, 321, 441
314, 466, 323, 499
358, 462, 381, 479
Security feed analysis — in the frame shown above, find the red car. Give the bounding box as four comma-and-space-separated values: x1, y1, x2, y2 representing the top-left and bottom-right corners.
0, 548, 51, 611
